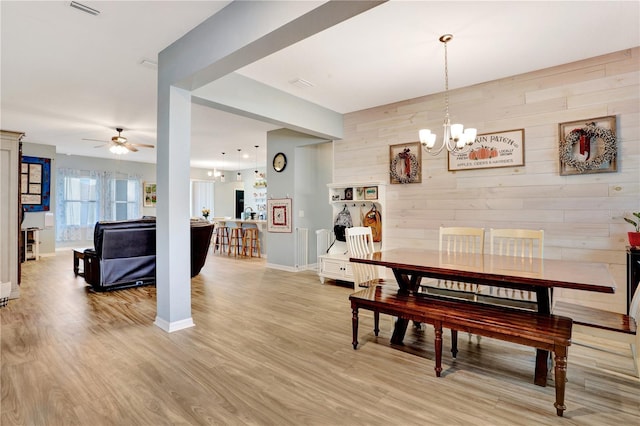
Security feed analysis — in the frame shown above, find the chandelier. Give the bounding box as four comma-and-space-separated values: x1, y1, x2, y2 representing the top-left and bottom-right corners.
419, 34, 476, 155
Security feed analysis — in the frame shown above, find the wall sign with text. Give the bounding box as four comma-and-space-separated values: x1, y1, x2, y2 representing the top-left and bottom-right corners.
448, 129, 525, 171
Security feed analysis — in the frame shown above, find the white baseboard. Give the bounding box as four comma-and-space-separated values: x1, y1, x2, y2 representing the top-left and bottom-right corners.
266, 263, 317, 272
154, 316, 195, 333
1, 282, 12, 298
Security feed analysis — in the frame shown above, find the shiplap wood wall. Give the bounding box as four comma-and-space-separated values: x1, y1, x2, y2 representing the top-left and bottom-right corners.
334, 47, 639, 312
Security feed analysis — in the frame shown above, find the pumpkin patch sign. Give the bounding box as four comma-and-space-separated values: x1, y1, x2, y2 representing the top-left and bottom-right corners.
448, 129, 524, 171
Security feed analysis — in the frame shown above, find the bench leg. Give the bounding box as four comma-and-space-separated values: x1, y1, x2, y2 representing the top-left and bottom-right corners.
434, 322, 443, 377
352, 307, 359, 349
373, 311, 380, 336
553, 346, 568, 417
451, 329, 458, 359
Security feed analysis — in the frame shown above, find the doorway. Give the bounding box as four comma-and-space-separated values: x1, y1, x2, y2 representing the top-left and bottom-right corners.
234, 189, 244, 219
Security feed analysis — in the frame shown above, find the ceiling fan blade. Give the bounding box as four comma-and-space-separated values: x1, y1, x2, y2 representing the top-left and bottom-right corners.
82, 138, 109, 143
124, 143, 138, 152
94, 143, 108, 148
129, 143, 155, 149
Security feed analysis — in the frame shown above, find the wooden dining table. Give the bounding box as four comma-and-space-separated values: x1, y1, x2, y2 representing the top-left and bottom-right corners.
349, 248, 616, 385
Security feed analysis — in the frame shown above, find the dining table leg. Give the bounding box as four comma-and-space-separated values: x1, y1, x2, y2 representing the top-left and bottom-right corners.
389, 269, 422, 344
534, 287, 552, 386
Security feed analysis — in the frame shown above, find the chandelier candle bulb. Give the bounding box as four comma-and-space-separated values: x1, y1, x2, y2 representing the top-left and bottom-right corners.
419, 129, 437, 148
451, 124, 464, 139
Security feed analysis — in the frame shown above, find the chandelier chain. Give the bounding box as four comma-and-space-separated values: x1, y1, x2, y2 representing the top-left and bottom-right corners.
443, 38, 450, 119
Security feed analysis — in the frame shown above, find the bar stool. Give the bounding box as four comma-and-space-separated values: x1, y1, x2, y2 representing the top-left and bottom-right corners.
242, 224, 261, 258
227, 222, 243, 256
212, 221, 230, 254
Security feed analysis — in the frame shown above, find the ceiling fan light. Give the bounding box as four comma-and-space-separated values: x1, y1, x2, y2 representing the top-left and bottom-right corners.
109, 144, 128, 155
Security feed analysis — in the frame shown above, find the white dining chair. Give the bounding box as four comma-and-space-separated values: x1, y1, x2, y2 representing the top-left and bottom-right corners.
345, 227, 384, 290
346, 227, 394, 333
477, 228, 544, 310
419, 226, 485, 346
421, 226, 485, 300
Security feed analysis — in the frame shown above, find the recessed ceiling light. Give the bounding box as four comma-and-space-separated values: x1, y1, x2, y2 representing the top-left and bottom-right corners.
289, 78, 315, 89
69, 1, 100, 16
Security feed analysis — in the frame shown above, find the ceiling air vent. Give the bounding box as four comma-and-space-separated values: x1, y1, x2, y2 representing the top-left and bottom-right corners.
69, 1, 100, 16
289, 78, 315, 89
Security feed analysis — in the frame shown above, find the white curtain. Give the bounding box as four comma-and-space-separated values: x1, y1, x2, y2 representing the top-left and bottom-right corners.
102, 170, 115, 221
191, 180, 214, 218
56, 168, 100, 242
126, 174, 142, 219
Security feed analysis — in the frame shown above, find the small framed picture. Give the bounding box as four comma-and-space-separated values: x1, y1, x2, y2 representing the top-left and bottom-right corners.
143, 182, 157, 207
364, 186, 378, 200
344, 187, 353, 200
267, 198, 292, 233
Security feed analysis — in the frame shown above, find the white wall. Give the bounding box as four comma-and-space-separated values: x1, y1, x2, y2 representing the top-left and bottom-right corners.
266, 129, 331, 269
335, 48, 640, 313
295, 142, 333, 263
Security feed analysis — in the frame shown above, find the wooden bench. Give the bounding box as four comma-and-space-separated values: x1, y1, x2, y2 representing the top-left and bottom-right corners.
553, 288, 639, 378
350, 286, 573, 417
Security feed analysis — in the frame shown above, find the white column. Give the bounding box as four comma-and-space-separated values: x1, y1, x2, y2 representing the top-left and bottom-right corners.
154, 85, 193, 332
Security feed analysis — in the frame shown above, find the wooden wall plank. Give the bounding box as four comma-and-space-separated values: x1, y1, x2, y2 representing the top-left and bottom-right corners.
334, 47, 640, 313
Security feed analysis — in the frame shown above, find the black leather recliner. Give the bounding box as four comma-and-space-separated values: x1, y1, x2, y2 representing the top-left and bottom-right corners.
83, 219, 214, 291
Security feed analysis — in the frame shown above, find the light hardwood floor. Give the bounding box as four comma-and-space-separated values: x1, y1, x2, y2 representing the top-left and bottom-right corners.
2, 250, 639, 425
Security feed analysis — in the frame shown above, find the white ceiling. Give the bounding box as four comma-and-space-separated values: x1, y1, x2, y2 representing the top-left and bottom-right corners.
2, 1, 639, 171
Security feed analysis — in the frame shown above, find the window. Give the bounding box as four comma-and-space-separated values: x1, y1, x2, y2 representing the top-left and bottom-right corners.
56, 168, 142, 242
113, 178, 140, 221
191, 180, 214, 218
56, 171, 100, 242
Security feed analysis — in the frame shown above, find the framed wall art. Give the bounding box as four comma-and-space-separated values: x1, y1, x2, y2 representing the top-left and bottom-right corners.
267, 198, 292, 233
559, 116, 617, 176
448, 129, 525, 171
389, 141, 422, 184
143, 182, 157, 207
21, 156, 51, 211
364, 186, 378, 200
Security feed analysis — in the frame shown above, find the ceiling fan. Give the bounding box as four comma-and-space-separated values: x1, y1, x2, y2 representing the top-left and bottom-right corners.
82, 128, 155, 154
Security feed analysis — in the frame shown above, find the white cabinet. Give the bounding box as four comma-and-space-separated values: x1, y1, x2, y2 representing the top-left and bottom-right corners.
317, 182, 385, 284
22, 228, 40, 261
318, 253, 353, 283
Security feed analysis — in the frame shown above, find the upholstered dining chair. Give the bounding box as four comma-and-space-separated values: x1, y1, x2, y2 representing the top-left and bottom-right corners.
477, 228, 544, 310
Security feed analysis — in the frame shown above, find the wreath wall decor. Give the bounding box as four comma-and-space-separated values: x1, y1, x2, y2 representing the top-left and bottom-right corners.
559, 116, 617, 176
389, 141, 422, 184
